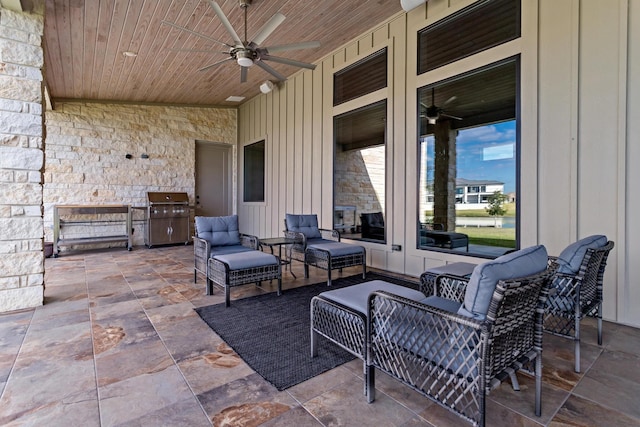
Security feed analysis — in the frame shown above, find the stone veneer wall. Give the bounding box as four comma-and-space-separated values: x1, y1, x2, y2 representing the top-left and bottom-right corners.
0, 3, 45, 312
335, 145, 385, 226
44, 102, 236, 246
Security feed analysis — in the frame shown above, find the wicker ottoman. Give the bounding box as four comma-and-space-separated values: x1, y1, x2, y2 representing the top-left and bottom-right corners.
310, 280, 425, 395
208, 251, 281, 307
305, 241, 366, 286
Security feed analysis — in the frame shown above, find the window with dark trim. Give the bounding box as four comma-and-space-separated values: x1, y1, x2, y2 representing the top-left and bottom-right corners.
418, 0, 520, 74
334, 48, 387, 106
417, 58, 519, 257
243, 140, 265, 203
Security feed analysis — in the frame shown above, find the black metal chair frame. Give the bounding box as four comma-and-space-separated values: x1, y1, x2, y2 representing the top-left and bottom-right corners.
366, 265, 556, 427
544, 240, 614, 372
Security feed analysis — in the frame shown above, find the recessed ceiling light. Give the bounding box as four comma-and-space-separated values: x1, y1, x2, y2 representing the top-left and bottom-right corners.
122, 51, 138, 57
225, 96, 245, 102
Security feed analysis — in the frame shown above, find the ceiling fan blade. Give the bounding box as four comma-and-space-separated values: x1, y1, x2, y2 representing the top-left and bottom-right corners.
207, 0, 243, 46
167, 48, 226, 53
262, 41, 321, 53
161, 21, 232, 48
240, 66, 248, 83
261, 54, 316, 70
198, 57, 233, 72
443, 95, 457, 106
255, 61, 286, 82
250, 12, 286, 46
441, 113, 462, 120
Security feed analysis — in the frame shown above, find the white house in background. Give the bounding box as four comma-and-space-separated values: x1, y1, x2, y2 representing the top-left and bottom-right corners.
455, 178, 505, 205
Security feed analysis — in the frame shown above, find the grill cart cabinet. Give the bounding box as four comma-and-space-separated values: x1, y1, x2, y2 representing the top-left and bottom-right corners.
145, 192, 190, 247
53, 205, 132, 257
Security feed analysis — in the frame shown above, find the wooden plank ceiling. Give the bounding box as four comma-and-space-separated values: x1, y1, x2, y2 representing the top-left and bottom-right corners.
44, 0, 403, 106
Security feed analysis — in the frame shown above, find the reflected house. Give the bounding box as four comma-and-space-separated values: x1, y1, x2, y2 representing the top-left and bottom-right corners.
424, 178, 506, 208
455, 178, 505, 206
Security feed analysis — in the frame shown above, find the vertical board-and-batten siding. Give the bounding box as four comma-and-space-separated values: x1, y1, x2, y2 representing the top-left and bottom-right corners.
537, 0, 627, 324
237, 15, 406, 252
626, 0, 640, 327
238, 0, 637, 326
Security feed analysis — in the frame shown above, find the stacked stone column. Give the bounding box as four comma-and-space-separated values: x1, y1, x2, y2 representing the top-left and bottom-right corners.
0, 3, 45, 312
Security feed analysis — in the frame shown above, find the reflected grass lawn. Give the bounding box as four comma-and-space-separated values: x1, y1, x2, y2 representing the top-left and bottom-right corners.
457, 226, 516, 248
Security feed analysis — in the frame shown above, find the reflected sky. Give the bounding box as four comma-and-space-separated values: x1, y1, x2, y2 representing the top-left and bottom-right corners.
456, 120, 516, 193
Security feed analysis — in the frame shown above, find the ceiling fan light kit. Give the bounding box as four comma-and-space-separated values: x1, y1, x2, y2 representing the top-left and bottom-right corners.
236, 50, 254, 67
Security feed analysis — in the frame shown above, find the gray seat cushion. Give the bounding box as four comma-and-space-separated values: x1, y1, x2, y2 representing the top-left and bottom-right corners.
458, 244, 548, 320
213, 250, 278, 270
285, 213, 323, 239
318, 280, 425, 314
307, 241, 364, 257
196, 215, 241, 246
420, 295, 463, 314
556, 235, 607, 274
209, 245, 254, 257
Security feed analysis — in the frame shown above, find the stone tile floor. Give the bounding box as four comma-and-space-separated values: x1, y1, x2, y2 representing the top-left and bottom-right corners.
1, 245, 639, 426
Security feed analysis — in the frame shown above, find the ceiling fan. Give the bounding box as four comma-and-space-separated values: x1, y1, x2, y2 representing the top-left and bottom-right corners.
162, 0, 320, 83
421, 88, 462, 124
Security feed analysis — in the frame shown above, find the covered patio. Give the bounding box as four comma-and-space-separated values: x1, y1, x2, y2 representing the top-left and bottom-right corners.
2, 0, 640, 425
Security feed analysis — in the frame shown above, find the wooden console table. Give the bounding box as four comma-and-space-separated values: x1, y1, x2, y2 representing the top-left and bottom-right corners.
53, 204, 132, 257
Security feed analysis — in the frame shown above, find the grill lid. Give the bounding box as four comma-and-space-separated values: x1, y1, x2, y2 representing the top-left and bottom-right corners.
147, 192, 189, 204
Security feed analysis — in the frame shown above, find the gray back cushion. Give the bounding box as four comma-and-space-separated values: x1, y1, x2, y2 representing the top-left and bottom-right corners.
556, 235, 607, 274
195, 215, 241, 246
285, 214, 322, 239
458, 244, 548, 320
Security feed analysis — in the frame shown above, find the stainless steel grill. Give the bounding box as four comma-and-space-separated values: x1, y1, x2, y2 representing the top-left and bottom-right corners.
145, 192, 190, 248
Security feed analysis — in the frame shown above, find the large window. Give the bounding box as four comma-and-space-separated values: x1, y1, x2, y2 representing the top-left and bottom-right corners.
333, 49, 388, 242
417, 59, 519, 257
243, 140, 265, 203
334, 101, 387, 242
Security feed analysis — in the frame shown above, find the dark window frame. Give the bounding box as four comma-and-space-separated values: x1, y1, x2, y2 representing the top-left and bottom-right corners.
334, 48, 388, 106
243, 140, 266, 203
418, 0, 521, 74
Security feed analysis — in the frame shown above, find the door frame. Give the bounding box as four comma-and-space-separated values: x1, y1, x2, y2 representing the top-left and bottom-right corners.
195, 140, 235, 217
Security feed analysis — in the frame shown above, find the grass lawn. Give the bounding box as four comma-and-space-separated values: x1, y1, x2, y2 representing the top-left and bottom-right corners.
423, 203, 517, 247
425, 202, 516, 218
456, 226, 516, 248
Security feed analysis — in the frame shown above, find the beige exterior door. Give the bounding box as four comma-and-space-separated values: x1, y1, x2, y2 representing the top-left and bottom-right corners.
195, 141, 232, 217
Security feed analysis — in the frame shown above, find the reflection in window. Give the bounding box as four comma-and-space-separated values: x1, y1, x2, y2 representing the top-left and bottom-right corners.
334, 49, 387, 106
417, 59, 518, 256
243, 140, 265, 203
418, 0, 520, 74
334, 100, 386, 242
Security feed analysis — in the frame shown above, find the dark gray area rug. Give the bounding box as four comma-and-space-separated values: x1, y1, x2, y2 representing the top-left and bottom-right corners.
195, 271, 418, 391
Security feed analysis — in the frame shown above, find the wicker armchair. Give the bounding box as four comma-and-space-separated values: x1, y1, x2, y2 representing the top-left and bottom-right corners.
193, 215, 258, 284
544, 237, 614, 372
366, 245, 555, 427
284, 213, 365, 285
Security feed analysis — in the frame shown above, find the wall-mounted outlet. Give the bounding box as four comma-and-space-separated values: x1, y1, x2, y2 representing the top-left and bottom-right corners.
392, 244, 402, 252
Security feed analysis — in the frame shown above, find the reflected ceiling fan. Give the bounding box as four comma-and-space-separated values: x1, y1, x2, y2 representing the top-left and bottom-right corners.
162, 0, 320, 83
421, 88, 462, 124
